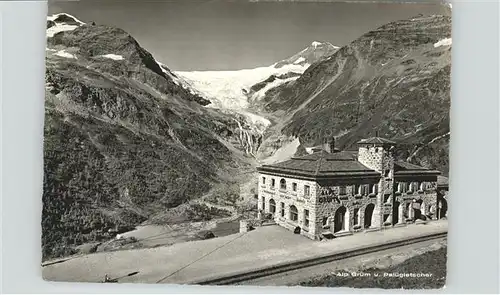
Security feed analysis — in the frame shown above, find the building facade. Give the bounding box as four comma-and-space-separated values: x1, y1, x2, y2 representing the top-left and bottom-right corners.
256, 137, 444, 240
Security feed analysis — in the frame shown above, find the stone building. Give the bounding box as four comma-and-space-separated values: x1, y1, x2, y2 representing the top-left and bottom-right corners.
256, 137, 445, 240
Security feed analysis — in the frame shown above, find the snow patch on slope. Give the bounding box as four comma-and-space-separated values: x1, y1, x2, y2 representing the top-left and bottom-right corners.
262, 137, 301, 165
252, 76, 300, 101
47, 13, 84, 24
54, 50, 77, 59
434, 38, 452, 48
46, 13, 85, 38
293, 57, 306, 64
101, 54, 124, 61
47, 24, 79, 38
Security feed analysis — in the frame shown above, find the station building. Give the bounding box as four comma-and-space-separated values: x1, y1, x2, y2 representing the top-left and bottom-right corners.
256, 137, 447, 240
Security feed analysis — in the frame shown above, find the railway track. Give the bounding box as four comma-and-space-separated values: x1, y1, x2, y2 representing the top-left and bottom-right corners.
192, 231, 447, 285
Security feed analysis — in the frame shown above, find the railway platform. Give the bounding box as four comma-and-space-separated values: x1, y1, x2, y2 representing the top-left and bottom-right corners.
42, 219, 448, 285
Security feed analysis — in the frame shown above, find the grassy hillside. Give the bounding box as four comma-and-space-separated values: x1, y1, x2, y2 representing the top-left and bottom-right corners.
42, 23, 246, 260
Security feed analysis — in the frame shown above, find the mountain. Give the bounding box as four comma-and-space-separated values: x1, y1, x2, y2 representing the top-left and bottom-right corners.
256, 15, 451, 175
42, 12, 451, 260
174, 41, 339, 155
175, 41, 339, 110
43, 14, 255, 259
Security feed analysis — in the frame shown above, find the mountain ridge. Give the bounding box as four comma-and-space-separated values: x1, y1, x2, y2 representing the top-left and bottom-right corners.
43, 13, 258, 259
256, 14, 451, 175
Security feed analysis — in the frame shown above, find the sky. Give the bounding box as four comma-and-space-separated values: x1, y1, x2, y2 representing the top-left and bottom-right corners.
48, 0, 450, 71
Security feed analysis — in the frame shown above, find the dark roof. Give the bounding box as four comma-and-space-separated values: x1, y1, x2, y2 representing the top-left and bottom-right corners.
394, 161, 441, 176
257, 150, 380, 179
357, 137, 396, 145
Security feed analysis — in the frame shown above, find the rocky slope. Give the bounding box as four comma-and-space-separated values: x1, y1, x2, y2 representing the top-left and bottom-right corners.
42, 14, 254, 259
257, 15, 451, 174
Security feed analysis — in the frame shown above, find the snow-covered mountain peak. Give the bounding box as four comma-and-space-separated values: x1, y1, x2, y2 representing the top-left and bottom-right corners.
311, 41, 322, 47
46, 13, 85, 37
273, 41, 339, 69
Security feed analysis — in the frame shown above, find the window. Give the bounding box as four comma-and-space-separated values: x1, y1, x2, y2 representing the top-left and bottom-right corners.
292, 183, 297, 192
304, 185, 310, 196
420, 182, 427, 191
262, 177, 266, 184
372, 184, 378, 195
262, 196, 265, 211
271, 178, 276, 188
280, 202, 285, 217
290, 205, 298, 221
304, 209, 310, 227
359, 184, 369, 195
322, 217, 328, 226
354, 208, 360, 226
408, 182, 418, 193
339, 186, 347, 195
280, 179, 287, 190
398, 182, 407, 193
269, 199, 276, 214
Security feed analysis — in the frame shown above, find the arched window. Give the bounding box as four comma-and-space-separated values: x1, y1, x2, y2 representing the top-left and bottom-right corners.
280, 179, 287, 190
334, 206, 348, 233
269, 199, 276, 214
289, 205, 298, 221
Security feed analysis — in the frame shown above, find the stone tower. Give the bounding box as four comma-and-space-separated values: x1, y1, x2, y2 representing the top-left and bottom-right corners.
357, 136, 397, 228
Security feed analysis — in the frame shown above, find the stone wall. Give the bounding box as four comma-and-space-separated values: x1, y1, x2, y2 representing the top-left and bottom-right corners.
393, 179, 439, 223
314, 178, 381, 236
257, 173, 317, 239
358, 145, 394, 174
